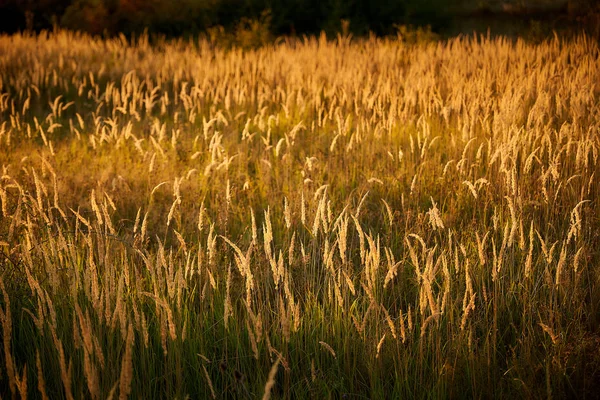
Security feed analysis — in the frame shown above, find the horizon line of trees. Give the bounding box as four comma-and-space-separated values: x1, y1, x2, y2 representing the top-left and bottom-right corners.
0, 0, 598, 39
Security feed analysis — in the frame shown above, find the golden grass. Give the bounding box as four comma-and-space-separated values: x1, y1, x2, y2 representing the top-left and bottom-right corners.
0, 29, 599, 398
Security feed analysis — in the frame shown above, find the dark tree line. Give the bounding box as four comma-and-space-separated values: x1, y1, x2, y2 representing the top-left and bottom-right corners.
0, 0, 598, 39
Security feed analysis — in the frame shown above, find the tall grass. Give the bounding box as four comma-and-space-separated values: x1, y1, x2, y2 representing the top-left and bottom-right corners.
0, 30, 599, 398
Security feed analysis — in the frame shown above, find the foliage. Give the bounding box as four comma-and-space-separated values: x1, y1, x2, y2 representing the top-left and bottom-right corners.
3, 0, 597, 40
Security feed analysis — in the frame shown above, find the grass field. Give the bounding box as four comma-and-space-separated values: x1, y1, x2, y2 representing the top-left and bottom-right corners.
0, 30, 599, 398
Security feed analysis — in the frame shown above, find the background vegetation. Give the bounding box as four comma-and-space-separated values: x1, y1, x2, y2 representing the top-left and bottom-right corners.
1, 0, 599, 40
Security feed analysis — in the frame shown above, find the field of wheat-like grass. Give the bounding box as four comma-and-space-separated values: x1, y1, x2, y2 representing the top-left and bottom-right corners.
0, 30, 599, 398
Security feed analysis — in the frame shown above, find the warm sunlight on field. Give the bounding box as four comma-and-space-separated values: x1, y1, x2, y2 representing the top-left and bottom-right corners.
0, 30, 599, 398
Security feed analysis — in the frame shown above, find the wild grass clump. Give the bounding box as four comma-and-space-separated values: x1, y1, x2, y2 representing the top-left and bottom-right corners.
0, 30, 599, 398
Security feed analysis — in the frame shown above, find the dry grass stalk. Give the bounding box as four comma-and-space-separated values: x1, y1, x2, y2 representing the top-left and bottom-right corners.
319, 341, 337, 359
202, 363, 217, 399
0, 277, 17, 398
119, 323, 135, 400
262, 356, 282, 400
36, 351, 50, 400
376, 334, 386, 358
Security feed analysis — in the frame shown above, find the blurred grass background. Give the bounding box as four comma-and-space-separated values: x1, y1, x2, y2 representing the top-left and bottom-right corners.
0, 0, 599, 42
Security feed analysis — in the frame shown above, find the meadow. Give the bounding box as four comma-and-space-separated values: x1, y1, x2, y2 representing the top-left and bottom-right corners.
0, 30, 599, 398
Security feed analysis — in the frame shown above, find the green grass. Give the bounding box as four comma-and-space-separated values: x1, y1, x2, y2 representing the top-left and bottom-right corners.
0, 30, 599, 399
